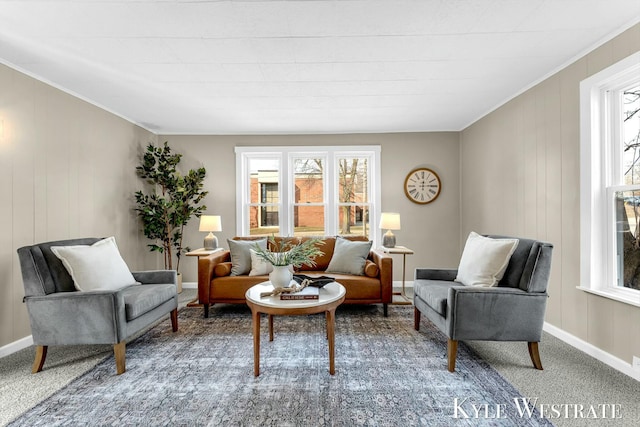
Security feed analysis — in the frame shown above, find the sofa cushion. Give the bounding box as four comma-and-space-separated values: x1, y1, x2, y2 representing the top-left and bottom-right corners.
414, 280, 456, 316
214, 262, 232, 277
297, 237, 335, 271
326, 237, 372, 276
249, 249, 274, 276
123, 283, 176, 321
364, 260, 379, 278
228, 238, 267, 276
455, 232, 519, 287
50, 236, 138, 292
302, 271, 381, 300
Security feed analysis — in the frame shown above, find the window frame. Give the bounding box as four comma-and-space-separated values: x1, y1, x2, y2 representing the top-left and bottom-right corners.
579, 51, 640, 307
235, 145, 381, 246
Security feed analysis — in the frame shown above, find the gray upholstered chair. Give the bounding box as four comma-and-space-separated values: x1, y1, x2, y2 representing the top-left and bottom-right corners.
413, 235, 553, 372
17, 237, 179, 375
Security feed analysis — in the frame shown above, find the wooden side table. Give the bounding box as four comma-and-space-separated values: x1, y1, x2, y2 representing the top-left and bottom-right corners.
381, 246, 414, 305
185, 248, 224, 307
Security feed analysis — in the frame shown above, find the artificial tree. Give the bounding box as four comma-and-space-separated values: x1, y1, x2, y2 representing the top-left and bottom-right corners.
134, 141, 208, 273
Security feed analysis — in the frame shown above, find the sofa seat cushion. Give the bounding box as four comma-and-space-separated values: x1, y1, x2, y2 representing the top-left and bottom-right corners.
303, 271, 381, 300
210, 276, 270, 300
414, 279, 460, 316
123, 283, 176, 321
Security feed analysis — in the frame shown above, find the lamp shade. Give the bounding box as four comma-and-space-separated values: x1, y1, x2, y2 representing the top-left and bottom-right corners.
199, 215, 222, 232
379, 212, 401, 230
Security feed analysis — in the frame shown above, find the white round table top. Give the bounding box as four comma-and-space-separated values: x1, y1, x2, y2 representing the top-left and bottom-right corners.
245, 281, 346, 309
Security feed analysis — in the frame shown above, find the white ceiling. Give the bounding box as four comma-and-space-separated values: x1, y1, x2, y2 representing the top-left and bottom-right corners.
0, 0, 639, 135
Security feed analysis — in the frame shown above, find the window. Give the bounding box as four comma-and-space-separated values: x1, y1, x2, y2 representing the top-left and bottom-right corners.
236, 146, 381, 246
580, 51, 640, 306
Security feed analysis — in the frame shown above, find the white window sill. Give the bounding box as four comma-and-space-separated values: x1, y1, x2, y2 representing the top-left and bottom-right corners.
577, 286, 640, 308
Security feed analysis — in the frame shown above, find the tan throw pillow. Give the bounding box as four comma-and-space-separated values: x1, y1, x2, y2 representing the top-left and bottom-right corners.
214, 262, 232, 277
455, 232, 519, 287
364, 260, 379, 278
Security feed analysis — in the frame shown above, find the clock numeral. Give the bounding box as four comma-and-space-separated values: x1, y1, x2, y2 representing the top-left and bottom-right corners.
409, 188, 417, 195
429, 189, 436, 195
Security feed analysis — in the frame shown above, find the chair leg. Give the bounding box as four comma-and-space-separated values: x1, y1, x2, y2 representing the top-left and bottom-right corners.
528, 342, 543, 370
447, 339, 458, 372
114, 341, 126, 375
414, 307, 421, 331
170, 308, 178, 332
31, 345, 48, 373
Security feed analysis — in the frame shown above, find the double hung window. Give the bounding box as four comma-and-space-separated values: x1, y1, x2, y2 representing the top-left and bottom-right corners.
235, 146, 381, 245
580, 51, 640, 306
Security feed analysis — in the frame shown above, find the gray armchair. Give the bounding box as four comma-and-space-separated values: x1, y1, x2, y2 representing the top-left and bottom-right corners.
17, 237, 178, 375
413, 235, 553, 372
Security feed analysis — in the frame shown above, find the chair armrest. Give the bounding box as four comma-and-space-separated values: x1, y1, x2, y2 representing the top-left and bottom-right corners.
132, 270, 177, 285
198, 250, 231, 303
369, 249, 393, 303
447, 286, 548, 341
415, 268, 458, 281
25, 291, 123, 345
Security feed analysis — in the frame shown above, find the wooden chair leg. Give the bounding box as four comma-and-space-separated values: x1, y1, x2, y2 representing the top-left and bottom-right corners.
414, 307, 421, 331
447, 339, 458, 372
170, 308, 178, 332
528, 341, 543, 370
31, 345, 48, 373
114, 341, 126, 375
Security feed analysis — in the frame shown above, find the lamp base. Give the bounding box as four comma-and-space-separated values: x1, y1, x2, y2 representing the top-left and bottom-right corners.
382, 230, 396, 248
204, 233, 218, 250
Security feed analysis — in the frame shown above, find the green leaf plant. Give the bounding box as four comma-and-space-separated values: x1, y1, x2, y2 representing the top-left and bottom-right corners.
252, 236, 325, 268
134, 142, 208, 272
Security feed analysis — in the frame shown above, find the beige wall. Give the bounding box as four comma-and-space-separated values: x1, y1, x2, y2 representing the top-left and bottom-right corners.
0, 63, 158, 349
161, 133, 461, 284
460, 23, 640, 364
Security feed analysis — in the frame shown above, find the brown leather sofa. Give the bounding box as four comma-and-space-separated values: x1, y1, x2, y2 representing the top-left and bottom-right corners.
197, 236, 393, 317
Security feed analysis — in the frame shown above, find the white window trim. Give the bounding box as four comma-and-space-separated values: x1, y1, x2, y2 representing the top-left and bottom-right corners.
235, 145, 382, 247
579, 51, 640, 307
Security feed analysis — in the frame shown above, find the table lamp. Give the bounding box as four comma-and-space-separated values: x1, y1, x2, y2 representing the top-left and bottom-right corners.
199, 215, 222, 250
379, 212, 400, 248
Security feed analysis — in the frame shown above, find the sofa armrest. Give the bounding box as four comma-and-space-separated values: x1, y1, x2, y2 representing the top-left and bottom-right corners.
448, 286, 548, 341
198, 250, 231, 304
369, 249, 393, 303
415, 268, 458, 281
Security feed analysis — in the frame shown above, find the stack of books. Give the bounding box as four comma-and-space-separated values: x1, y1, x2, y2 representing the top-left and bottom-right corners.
279, 286, 319, 300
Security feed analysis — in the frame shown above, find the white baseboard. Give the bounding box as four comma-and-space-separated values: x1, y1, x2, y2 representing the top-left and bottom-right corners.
0, 335, 33, 359
543, 322, 640, 382
182, 281, 197, 289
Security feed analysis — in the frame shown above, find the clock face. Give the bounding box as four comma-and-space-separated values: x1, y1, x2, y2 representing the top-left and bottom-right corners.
404, 168, 441, 204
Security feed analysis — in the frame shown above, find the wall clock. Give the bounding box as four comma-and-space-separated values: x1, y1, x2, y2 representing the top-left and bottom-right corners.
404, 167, 441, 204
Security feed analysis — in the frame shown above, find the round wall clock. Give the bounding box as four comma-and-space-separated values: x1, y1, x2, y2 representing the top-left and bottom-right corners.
404, 167, 441, 204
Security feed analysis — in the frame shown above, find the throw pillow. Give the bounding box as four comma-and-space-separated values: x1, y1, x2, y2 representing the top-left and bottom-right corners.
364, 260, 380, 278
228, 238, 267, 276
326, 237, 373, 276
50, 236, 138, 292
249, 249, 274, 276
455, 232, 519, 287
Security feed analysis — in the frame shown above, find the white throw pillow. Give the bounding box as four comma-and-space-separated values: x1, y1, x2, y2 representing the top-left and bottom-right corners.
51, 236, 138, 291
455, 232, 519, 287
249, 249, 274, 276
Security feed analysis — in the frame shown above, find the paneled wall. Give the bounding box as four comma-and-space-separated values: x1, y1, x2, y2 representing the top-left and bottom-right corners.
0, 63, 157, 349
460, 23, 640, 364
161, 133, 461, 284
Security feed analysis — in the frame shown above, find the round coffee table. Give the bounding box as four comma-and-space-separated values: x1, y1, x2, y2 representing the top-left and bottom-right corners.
245, 281, 346, 376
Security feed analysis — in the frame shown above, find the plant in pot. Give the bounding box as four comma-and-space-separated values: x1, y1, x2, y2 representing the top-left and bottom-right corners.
252, 236, 324, 288
134, 141, 208, 292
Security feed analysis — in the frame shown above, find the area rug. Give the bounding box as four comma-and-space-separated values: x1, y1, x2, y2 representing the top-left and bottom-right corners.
9, 305, 553, 426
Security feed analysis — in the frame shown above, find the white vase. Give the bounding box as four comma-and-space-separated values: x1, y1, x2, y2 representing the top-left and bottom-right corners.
269, 265, 293, 288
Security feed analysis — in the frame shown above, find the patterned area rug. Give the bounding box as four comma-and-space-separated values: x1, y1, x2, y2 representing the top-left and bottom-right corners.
10, 305, 553, 426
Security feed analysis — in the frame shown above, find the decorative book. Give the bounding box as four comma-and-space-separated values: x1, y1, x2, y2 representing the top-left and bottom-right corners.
279, 286, 319, 300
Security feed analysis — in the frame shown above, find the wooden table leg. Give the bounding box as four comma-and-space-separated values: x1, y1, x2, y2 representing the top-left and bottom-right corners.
252, 310, 261, 376
268, 314, 274, 341
326, 308, 336, 375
